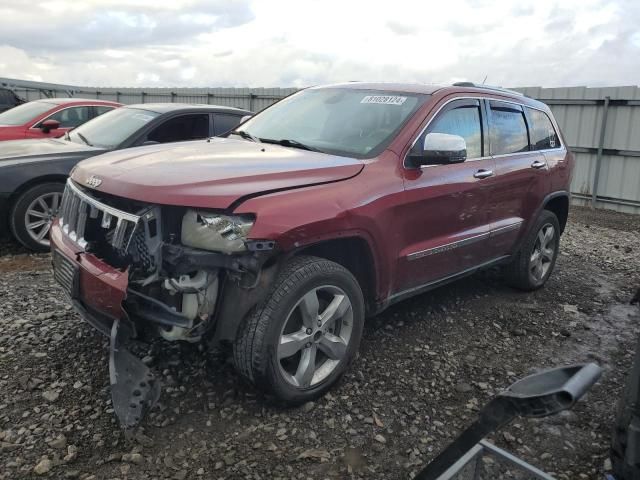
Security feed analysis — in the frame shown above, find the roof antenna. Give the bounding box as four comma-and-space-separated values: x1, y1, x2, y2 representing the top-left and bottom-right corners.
482, 75, 488, 84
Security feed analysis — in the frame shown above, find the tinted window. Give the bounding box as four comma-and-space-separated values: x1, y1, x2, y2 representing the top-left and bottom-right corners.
147, 114, 210, 143
44, 106, 91, 128
489, 102, 529, 155
237, 88, 426, 158
427, 105, 482, 159
214, 114, 242, 136
95, 106, 116, 117
527, 108, 559, 150
69, 107, 160, 148
0, 101, 54, 125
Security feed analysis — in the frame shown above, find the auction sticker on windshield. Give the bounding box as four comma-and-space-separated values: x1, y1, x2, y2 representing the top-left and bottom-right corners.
360, 95, 407, 105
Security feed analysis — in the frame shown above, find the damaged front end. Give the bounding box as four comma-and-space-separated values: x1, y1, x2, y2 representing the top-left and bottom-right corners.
51, 179, 275, 428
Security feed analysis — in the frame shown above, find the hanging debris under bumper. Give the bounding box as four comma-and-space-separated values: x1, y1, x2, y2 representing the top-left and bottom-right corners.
109, 317, 160, 429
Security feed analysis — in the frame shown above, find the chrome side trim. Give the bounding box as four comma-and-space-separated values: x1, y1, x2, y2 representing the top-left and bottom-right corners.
490, 221, 524, 237
406, 220, 523, 261
405, 95, 565, 168
407, 232, 490, 261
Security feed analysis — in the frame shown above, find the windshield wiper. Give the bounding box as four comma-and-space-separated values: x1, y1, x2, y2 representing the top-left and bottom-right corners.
76, 132, 92, 146
260, 138, 324, 153
229, 130, 261, 143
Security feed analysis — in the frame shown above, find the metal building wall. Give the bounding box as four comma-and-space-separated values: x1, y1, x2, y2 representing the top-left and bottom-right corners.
2, 78, 639, 214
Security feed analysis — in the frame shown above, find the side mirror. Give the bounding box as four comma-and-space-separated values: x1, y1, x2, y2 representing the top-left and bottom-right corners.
41, 119, 60, 133
409, 133, 467, 167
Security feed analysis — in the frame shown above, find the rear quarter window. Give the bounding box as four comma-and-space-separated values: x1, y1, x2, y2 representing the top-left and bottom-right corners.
489, 101, 529, 155
527, 108, 560, 150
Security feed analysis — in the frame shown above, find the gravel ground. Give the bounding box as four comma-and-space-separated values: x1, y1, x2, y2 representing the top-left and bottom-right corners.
1, 206, 639, 480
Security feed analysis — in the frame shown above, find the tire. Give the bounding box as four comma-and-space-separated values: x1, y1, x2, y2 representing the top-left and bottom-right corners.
506, 209, 560, 291
10, 182, 65, 252
233, 255, 365, 404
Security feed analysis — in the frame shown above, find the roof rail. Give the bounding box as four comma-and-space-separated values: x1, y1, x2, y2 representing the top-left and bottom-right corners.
452, 82, 525, 97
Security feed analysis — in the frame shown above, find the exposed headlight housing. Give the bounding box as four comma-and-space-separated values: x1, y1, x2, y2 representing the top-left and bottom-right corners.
181, 210, 254, 254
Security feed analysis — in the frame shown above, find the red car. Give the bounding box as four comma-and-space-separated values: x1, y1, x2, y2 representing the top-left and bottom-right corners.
0, 98, 121, 141
51, 82, 573, 426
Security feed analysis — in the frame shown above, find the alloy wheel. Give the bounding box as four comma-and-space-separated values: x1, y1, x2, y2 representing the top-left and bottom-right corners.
529, 223, 556, 282
277, 285, 353, 388
24, 192, 62, 248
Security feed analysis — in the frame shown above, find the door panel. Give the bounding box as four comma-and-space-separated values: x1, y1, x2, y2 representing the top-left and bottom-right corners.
396, 98, 496, 293
398, 158, 497, 291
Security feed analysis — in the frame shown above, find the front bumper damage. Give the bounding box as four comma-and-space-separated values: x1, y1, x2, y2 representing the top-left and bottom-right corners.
50, 214, 276, 428
51, 224, 162, 428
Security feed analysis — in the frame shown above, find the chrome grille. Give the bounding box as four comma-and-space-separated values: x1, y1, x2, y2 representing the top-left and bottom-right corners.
59, 179, 140, 250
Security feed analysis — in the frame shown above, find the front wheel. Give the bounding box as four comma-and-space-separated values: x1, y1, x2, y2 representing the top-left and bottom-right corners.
233, 256, 365, 404
506, 209, 561, 291
10, 182, 65, 252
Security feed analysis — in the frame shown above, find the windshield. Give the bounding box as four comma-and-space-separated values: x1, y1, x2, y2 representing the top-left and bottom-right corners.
0, 101, 54, 125
68, 107, 160, 149
236, 88, 427, 158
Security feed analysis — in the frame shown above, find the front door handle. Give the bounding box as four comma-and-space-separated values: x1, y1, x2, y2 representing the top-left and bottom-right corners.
473, 169, 494, 179
531, 160, 547, 169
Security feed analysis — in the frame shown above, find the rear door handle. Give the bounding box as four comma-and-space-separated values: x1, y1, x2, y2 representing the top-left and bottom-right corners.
473, 169, 494, 179
531, 160, 547, 169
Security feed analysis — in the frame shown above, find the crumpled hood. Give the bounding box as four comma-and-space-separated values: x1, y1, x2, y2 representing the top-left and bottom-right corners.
72, 137, 364, 210
0, 138, 105, 164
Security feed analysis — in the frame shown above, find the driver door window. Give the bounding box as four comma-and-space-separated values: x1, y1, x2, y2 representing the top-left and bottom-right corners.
145, 114, 210, 144
41, 106, 91, 129
424, 102, 483, 159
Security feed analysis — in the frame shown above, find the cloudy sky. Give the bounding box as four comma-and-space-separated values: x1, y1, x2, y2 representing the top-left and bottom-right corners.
0, 0, 638, 88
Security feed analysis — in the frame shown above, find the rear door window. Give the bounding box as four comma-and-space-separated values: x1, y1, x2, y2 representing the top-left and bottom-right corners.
213, 114, 242, 136
426, 100, 483, 159
526, 108, 559, 150
489, 101, 529, 155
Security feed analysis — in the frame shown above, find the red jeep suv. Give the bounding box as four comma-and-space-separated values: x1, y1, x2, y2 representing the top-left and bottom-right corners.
50, 82, 573, 426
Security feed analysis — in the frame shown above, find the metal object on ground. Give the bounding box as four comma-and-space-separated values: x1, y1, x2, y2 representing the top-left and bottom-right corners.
432, 440, 555, 480
413, 363, 602, 480
611, 329, 640, 479
109, 318, 160, 429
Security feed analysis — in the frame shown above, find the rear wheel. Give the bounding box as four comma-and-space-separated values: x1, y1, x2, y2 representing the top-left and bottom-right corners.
506, 209, 560, 291
233, 256, 365, 403
10, 182, 64, 252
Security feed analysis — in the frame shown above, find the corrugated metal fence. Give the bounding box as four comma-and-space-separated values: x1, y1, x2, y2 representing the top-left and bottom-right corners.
2, 78, 639, 214
2, 79, 298, 115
